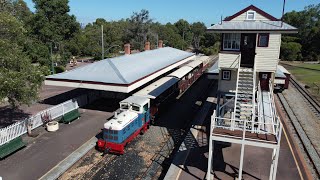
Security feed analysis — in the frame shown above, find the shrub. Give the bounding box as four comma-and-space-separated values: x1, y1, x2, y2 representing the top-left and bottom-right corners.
280, 42, 302, 61
54, 66, 65, 73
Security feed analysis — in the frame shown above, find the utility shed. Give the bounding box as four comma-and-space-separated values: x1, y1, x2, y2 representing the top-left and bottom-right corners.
45, 47, 195, 93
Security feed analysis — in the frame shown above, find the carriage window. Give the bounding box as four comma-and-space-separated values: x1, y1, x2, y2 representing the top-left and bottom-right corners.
114, 136, 118, 141
132, 105, 140, 112
113, 130, 118, 135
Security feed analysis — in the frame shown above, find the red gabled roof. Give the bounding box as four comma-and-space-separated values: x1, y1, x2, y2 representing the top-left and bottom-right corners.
224, 5, 279, 21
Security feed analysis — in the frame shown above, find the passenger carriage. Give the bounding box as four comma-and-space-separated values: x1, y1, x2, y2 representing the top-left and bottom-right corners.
97, 96, 150, 154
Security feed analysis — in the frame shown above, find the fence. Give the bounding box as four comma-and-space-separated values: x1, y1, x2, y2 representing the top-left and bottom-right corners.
0, 90, 101, 146
0, 100, 78, 146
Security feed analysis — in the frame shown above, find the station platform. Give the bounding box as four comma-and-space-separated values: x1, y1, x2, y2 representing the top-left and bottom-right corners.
0, 109, 112, 180
165, 98, 303, 180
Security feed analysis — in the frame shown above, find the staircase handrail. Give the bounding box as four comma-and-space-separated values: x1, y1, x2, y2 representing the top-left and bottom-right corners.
233, 54, 241, 119
229, 53, 241, 68
269, 79, 278, 134
251, 61, 257, 133
219, 96, 235, 115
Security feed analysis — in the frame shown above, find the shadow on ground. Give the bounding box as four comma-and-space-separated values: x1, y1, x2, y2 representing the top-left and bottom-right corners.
0, 107, 30, 128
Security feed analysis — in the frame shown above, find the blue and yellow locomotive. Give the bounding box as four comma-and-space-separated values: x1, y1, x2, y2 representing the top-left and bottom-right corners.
97, 96, 150, 154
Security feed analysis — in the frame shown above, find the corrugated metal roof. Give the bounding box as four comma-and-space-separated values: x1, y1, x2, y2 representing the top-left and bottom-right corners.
206, 61, 219, 74
168, 66, 193, 79
186, 60, 203, 68
207, 21, 297, 32
46, 47, 194, 85
277, 65, 290, 74
133, 77, 179, 99
275, 68, 286, 78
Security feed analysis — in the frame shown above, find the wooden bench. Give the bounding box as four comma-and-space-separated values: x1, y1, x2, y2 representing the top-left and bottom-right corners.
0, 136, 26, 159
60, 109, 80, 124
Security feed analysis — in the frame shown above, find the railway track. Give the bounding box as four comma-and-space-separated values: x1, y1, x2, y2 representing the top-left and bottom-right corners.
138, 79, 217, 179
277, 93, 320, 177
289, 77, 320, 119
78, 153, 117, 179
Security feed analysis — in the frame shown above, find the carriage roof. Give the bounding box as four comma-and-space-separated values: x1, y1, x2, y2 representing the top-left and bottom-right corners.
120, 96, 150, 106
186, 60, 203, 68
133, 76, 179, 99
104, 111, 138, 131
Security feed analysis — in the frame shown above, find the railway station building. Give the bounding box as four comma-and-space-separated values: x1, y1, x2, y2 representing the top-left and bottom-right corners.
206, 5, 298, 180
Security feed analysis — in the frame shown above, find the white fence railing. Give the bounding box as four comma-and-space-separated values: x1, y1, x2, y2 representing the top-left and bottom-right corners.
0, 90, 100, 146
0, 100, 78, 146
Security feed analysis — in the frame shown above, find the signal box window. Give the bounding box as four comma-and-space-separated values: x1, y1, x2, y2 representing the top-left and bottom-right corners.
246, 11, 255, 20
223, 33, 240, 51
258, 34, 269, 47
222, 70, 231, 80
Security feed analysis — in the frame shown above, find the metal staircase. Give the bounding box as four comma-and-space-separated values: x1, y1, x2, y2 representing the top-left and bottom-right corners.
234, 68, 254, 125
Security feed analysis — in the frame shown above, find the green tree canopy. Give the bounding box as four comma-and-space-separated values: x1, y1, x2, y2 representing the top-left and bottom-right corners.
0, 12, 46, 108
283, 3, 320, 61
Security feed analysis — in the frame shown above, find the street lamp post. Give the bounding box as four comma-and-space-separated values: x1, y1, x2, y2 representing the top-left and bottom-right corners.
49, 41, 61, 74
50, 43, 54, 74
105, 45, 121, 57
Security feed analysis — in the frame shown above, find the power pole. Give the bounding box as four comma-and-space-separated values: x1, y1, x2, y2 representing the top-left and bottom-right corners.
281, 0, 286, 27
101, 25, 104, 60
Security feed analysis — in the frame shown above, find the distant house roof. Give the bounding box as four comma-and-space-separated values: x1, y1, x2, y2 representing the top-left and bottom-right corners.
224, 5, 278, 21
207, 21, 298, 33
45, 47, 195, 93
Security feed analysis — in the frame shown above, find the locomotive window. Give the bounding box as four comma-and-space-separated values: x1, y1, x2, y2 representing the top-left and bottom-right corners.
132, 105, 140, 112
121, 103, 129, 110
113, 131, 118, 135
143, 104, 148, 112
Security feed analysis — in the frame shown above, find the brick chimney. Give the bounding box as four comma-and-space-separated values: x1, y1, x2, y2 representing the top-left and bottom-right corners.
124, 43, 130, 55
145, 41, 150, 51
158, 40, 163, 48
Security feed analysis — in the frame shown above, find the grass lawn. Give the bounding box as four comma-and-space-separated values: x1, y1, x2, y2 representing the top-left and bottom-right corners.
280, 61, 320, 101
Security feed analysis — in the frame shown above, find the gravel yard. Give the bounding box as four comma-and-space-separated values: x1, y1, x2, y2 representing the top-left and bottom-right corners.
282, 84, 320, 157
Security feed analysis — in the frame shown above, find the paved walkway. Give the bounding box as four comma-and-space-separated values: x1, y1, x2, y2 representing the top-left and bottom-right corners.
169, 110, 302, 180
0, 109, 111, 180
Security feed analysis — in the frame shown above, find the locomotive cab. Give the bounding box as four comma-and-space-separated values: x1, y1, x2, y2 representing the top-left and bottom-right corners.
97, 96, 150, 154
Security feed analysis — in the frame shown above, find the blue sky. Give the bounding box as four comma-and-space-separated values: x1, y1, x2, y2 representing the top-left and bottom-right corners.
24, 0, 319, 26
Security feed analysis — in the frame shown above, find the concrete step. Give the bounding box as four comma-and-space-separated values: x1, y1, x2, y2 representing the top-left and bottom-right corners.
239, 68, 253, 72
238, 82, 253, 86
237, 93, 253, 97
237, 103, 253, 107
236, 109, 252, 113
238, 90, 253, 94
239, 77, 253, 81
238, 87, 253, 91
